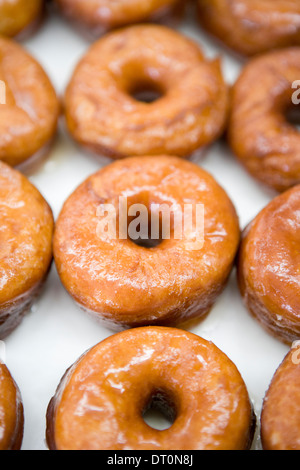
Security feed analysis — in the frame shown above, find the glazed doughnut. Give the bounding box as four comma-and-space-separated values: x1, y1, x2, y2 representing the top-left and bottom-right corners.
55, 0, 184, 38
0, 362, 24, 450
197, 0, 300, 56
0, 162, 54, 339
64, 25, 229, 159
261, 346, 300, 450
0, 0, 43, 38
0, 36, 59, 168
229, 48, 300, 192
237, 185, 300, 345
46, 327, 255, 450
54, 156, 240, 330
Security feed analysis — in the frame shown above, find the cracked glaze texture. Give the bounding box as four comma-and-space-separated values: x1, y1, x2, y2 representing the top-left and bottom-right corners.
229, 48, 300, 192
46, 327, 255, 450
0, 162, 54, 339
197, 0, 300, 56
0, 36, 59, 167
261, 347, 300, 450
0, 362, 24, 450
55, 0, 184, 37
64, 25, 229, 159
0, 0, 43, 38
54, 156, 240, 329
237, 185, 300, 344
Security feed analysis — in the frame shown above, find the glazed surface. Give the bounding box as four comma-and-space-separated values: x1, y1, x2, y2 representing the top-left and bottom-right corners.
229, 48, 300, 192
238, 185, 300, 344
64, 25, 228, 159
0, 0, 43, 38
0, 36, 59, 167
0, 162, 54, 338
261, 347, 300, 450
0, 362, 24, 450
55, 0, 182, 35
197, 0, 300, 56
54, 156, 240, 329
46, 327, 254, 450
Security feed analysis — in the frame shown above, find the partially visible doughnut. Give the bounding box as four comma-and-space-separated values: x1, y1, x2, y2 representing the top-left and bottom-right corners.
46, 327, 255, 450
237, 185, 300, 345
64, 25, 229, 159
0, 362, 24, 450
0, 36, 59, 167
261, 346, 300, 450
197, 0, 300, 56
0, 0, 43, 38
229, 48, 300, 192
55, 0, 184, 38
0, 162, 54, 339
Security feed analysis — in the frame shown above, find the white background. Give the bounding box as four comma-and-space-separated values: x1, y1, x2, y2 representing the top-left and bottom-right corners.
2, 5, 290, 450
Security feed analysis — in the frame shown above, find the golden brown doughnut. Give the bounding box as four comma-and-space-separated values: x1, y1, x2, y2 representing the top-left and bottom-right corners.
0, 162, 54, 339
229, 48, 300, 193
261, 346, 300, 450
46, 327, 255, 450
0, 362, 24, 450
64, 25, 229, 159
55, 0, 184, 38
0, 36, 59, 168
0, 0, 43, 38
237, 185, 300, 345
54, 155, 240, 330
197, 0, 300, 56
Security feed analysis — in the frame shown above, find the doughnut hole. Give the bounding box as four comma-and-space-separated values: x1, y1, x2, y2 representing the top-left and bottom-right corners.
116, 191, 184, 249
128, 79, 165, 104
142, 388, 177, 431
120, 61, 168, 104
285, 104, 300, 132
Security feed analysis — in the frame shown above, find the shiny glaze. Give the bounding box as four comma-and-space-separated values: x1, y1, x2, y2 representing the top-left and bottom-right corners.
0, 362, 24, 450
0, 0, 43, 38
237, 185, 300, 344
54, 156, 240, 329
64, 25, 229, 159
0, 36, 59, 167
229, 48, 300, 192
46, 327, 255, 450
0, 162, 54, 339
197, 0, 300, 56
55, 0, 184, 37
261, 347, 300, 450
